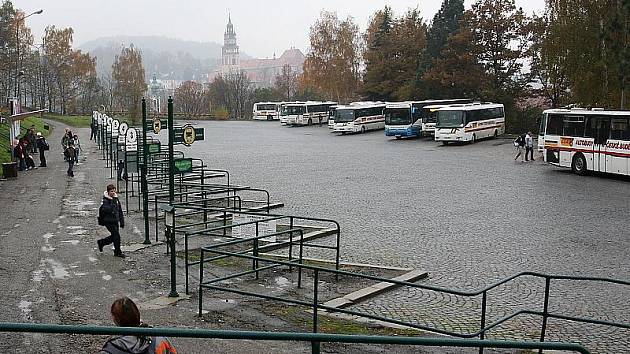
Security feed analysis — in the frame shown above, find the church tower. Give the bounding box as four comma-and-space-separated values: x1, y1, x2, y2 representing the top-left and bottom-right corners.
222, 15, 240, 75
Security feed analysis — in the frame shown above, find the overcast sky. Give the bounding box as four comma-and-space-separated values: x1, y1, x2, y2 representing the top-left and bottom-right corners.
16, 0, 545, 58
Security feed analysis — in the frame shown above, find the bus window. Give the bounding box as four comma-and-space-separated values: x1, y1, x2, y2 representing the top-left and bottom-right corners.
546, 114, 563, 135
610, 117, 630, 140
595, 117, 611, 145
563, 116, 585, 137
538, 114, 547, 135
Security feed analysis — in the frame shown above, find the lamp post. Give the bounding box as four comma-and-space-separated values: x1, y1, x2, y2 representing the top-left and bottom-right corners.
15, 9, 44, 104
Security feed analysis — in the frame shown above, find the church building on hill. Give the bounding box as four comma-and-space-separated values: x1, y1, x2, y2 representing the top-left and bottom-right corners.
208, 16, 305, 88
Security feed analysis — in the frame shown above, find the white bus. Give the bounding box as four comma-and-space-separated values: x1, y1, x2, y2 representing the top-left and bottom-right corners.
434, 102, 505, 144
542, 108, 630, 176
384, 99, 471, 139
253, 102, 282, 121
327, 105, 338, 129
279, 101, 304, 125
420, 104, 449, 136
333, 103, 386, 134
283, 101, 336, 126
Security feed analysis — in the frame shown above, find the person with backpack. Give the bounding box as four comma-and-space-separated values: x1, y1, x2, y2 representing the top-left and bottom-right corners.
64, 141, 76, 177
36, 132, 49, 167
97, 184, 126, 258
514, 133, 526, 162
90, 120, 98, 140
99, 297, 177, 354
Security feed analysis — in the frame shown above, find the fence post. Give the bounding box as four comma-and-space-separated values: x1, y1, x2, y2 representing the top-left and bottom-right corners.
539, 277, 551, 354
312, 268, 320, 354
479, 291, 487, 354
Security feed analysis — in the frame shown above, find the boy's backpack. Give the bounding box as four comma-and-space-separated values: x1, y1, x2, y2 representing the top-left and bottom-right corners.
97, 204, 106, 226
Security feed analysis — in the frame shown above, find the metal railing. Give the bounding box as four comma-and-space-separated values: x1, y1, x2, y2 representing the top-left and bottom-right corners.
0, 322, 591, 353
197, 245, 630, 354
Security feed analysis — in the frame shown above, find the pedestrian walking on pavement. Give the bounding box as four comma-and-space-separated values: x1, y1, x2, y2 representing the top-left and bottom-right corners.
90, 120, 98, 140
99, 297, 177, 354
514, 133, 525, 162
73, 134, 82, 164
64, 141, 76, 177
525, 131, 535, 161
97, 184, 126, 258
36, 132, 49, 167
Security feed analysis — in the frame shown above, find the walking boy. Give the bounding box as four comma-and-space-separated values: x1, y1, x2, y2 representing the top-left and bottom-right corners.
64, 141, 76, 177
514, 133, 525, 161
97, 184, 126, 258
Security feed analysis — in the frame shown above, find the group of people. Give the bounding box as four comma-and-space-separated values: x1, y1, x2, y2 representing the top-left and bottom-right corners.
13, 125, 49, 171
62, 128, 82, 177
514, 131, 536, 162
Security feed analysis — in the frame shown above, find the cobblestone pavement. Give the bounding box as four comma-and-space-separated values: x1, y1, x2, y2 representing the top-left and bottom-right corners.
181, 120, 630, 353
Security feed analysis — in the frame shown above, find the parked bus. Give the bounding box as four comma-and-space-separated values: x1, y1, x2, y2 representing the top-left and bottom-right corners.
253, 102, 282, 121
333, 103, 386, 134
279, 101, 304, 125
542, 108, 630, 176
283, 101, 336, 126
384, 99, 471, 139
328, 105, 338, 129
434, 102, 505, 144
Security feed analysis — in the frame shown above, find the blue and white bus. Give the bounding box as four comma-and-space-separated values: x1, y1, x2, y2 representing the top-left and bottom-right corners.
384, 99, 471, 139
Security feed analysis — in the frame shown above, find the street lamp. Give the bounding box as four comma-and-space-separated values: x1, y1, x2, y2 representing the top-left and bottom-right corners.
15, 9, 44, 103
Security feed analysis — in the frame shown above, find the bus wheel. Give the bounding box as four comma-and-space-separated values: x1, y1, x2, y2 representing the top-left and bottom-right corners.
494, 130, 498, 138
361, 126, 366, 134
307, 118, 312, 126
442, 141, 449, 146
395, 136, 402, 140
571, 154, 587, 175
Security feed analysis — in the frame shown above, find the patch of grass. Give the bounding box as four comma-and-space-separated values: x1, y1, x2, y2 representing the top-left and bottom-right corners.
42, 113, 91, 128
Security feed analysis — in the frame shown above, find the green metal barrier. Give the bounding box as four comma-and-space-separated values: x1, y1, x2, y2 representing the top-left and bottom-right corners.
0, 322, 591, 353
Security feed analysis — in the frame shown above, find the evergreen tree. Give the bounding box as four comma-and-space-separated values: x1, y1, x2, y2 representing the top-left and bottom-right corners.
418, 0, 464, 90
361, 6, 394, 100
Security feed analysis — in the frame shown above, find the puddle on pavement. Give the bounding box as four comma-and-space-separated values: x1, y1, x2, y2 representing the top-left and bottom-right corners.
88, 256, 97, 263
32, 269, 44, 282
41, 245, 55, 252
61, 240, 80, 246
18, 300, 32, 319
274, 276, 291, 287
43, 258, 70, 280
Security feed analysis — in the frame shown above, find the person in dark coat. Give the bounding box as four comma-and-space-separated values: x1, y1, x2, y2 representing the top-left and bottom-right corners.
97, 184, 126, 257
90, 120, 98, 140
64, 141, 76, 177
99, 297, 177, 354
25, 126, 37, 153
36, 132, 49, 167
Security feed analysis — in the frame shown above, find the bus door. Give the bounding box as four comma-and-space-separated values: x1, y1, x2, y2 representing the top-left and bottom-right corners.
593, 116, 611, 173
607, 118, 630, 175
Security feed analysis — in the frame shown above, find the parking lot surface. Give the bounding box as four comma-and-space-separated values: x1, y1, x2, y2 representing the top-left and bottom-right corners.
183, 120, 629, 352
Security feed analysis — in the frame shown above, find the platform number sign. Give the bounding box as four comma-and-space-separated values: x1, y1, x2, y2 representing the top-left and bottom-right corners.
182, 124, 196, 146
153, 118, 162, 134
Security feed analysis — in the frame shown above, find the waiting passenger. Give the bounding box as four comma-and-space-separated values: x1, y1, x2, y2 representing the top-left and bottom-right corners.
99, 297, 177, 354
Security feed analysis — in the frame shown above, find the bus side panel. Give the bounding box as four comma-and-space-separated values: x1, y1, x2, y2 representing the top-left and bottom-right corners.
606, 140, 629, 175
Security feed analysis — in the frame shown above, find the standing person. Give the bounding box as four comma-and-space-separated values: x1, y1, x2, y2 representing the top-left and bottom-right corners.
36, 132, 49, 167
525, 131, 535, 161
99, 297, 177, 354
64, 141, 76, 177
25, 126, 37, 153
514, 133, 525, 162
24, 139, 36, 170
90, 119, 98, 140
97, 184, 126, 258
61, 129, 73, 149
73, 134, 82, 164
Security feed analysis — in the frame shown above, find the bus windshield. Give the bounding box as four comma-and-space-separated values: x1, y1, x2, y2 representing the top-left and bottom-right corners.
384, 108, 411, 125
335, 109, 355, 122
437, 110, 464, 127
283, 105, 305, 115
256, 104, 276, 111
421, 108, 439, 123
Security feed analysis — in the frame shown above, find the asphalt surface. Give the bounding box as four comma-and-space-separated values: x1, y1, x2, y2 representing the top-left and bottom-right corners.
180, 120, 630, 352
